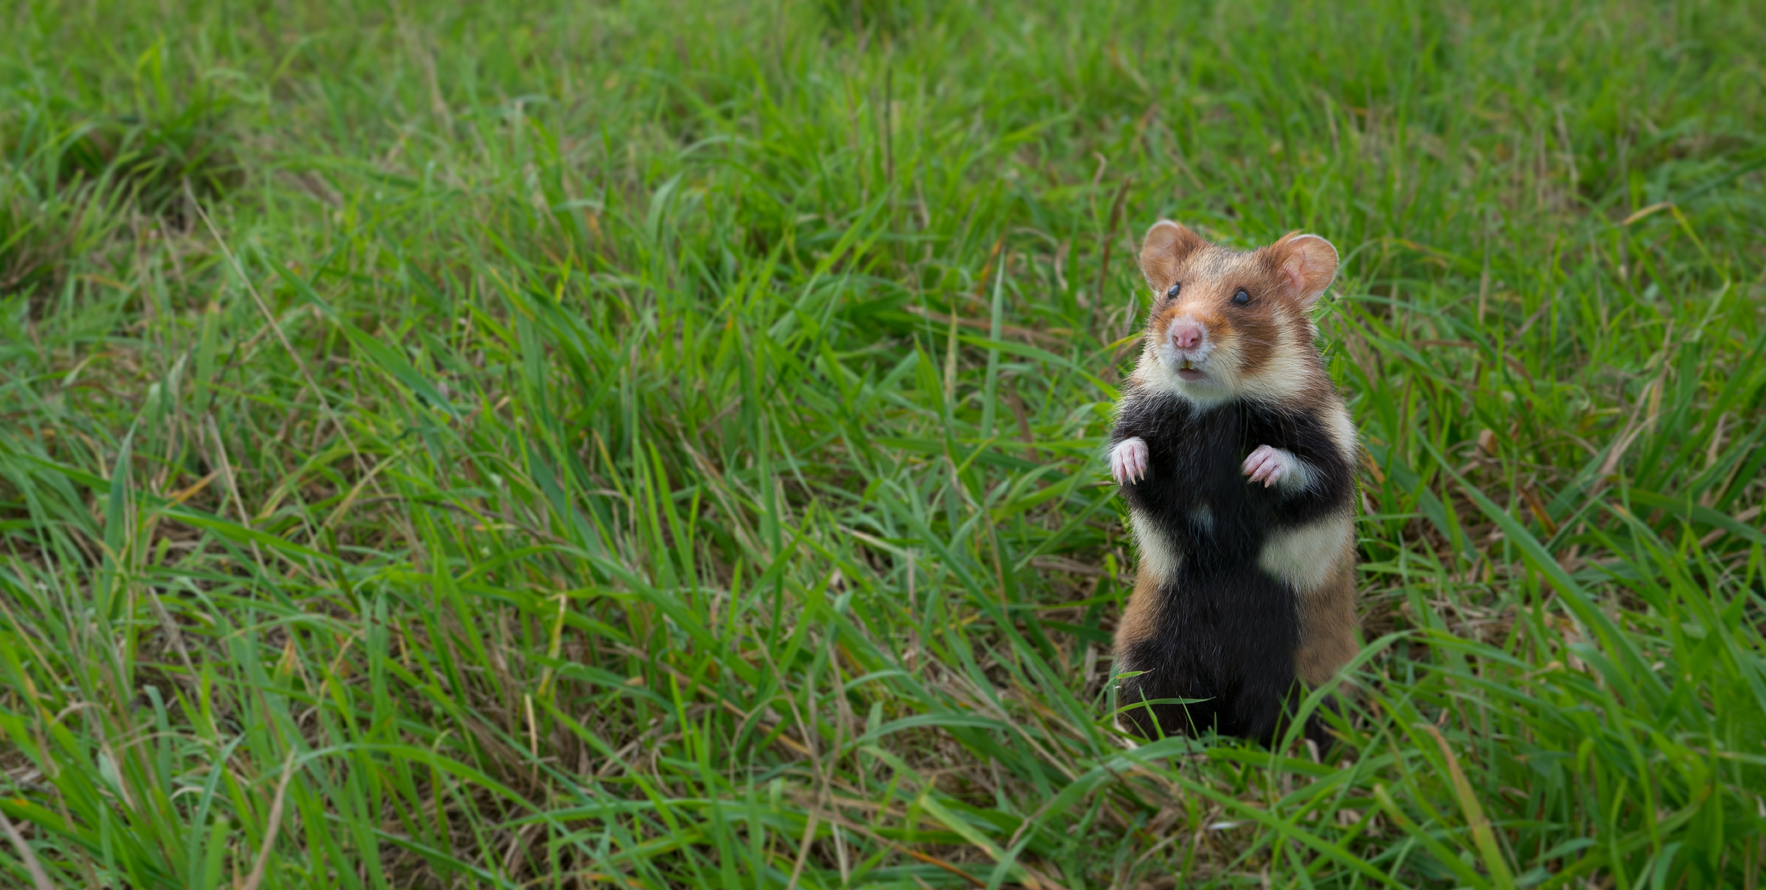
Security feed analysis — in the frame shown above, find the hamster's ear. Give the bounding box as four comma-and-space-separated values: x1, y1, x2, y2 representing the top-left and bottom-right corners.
1139, 220, 1210, 293
1267, 232, 1339, 307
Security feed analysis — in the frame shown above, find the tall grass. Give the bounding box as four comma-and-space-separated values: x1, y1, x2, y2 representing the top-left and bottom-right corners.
2, 0, 1763, 887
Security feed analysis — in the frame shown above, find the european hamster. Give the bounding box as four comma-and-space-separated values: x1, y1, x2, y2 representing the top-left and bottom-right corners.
1108, 220, 1359, 748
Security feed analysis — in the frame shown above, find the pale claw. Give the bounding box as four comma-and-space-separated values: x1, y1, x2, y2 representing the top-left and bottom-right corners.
1110, 437, 1150, 485
1242, 444, 1295, 488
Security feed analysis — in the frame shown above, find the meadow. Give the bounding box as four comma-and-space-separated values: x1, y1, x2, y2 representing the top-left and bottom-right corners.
2, 0, 1764, 886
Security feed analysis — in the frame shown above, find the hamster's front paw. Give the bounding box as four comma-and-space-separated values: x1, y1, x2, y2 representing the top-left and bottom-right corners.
1242, 444, 1302, 488
1110, 437, 1149, 484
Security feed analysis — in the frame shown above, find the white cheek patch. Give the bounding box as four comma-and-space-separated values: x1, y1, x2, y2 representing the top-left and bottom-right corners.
1132, 347, 1184, 395
1236, 313, 1312, 403
1152, 339, 1181, 369
1259, 514, 1354, 594
1151, 340, 1179, 376
1130, 508, 1183, 584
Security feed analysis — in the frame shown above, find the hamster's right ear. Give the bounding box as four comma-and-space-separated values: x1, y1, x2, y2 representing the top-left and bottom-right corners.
1138, 220, 1210, 293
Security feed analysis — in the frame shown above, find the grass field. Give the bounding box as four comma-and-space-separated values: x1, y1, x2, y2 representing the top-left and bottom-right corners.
3, 0, 1765, 886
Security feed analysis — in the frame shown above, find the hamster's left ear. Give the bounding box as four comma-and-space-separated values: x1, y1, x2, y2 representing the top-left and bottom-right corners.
1267, 232, 1339, 307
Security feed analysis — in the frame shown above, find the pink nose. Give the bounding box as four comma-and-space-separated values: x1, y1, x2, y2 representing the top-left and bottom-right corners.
1171, 321, 1204, 350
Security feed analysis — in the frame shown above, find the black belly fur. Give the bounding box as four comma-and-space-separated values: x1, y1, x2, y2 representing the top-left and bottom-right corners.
1121, 563, 1302, 742
1110, 390, 1352, 745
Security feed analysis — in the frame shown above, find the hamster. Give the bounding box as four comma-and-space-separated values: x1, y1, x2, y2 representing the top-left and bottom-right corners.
1107, 220, 1359, 748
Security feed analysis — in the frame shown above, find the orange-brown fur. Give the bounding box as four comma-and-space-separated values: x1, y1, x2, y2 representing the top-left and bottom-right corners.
1115, 564, 1167, 654
1295, 546, 1360, 688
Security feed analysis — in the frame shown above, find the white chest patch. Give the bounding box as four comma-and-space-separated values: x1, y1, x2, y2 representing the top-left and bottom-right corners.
1130, 508, 1183, 584
1189, 503, 1214, 533
1258, 514, 1353, 593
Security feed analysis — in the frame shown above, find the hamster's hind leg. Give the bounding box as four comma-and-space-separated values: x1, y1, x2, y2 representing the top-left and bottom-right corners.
1212, 566, 1304, 745
1114, 571, 1221, 740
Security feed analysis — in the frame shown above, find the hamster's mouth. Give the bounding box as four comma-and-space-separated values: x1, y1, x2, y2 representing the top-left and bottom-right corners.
1176, 359, 1206, 382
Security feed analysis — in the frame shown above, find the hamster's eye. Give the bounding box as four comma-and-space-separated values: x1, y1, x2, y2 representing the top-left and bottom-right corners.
1232, 288, 1250, 305
1166, 283, 1181, 299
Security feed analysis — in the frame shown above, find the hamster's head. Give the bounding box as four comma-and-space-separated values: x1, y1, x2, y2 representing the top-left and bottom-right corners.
1133, 220, 1340, 404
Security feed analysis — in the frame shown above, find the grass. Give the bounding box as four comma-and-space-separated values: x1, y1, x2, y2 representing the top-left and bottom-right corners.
1, 0, 1764, 886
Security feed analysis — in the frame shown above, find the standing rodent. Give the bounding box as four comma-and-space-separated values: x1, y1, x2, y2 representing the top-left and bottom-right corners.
1107, 220, 1359, 748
